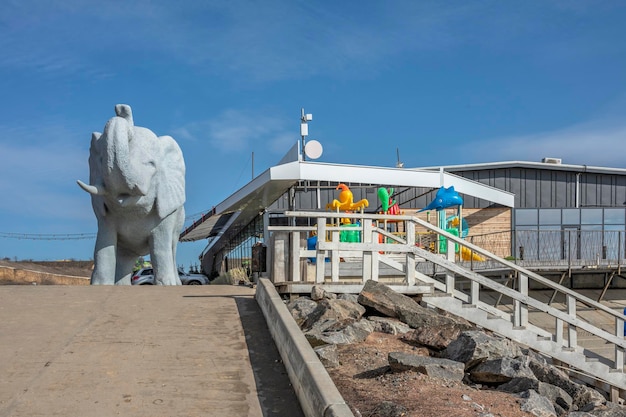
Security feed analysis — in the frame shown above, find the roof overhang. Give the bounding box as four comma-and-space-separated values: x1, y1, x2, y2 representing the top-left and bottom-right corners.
180, 160, 514, 242
420, 160, 626, 175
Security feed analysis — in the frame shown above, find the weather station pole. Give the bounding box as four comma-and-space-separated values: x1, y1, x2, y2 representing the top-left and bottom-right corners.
300, 108, 312, 161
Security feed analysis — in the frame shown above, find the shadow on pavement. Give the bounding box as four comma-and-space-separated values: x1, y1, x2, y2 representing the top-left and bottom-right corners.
235, 296, 305, 417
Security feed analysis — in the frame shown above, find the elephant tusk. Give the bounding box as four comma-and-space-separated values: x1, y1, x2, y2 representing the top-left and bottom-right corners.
77, 180, 105, 195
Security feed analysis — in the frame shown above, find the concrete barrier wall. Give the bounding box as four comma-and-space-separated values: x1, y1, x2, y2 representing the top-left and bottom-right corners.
255, 278, 354, 417
0, 266, 90, 285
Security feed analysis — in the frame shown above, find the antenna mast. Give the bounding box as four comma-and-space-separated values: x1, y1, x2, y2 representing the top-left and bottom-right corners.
396, 148, 404, 168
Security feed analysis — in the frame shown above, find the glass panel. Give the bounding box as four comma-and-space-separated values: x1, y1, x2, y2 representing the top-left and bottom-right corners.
516, 209, 538, 226
604, 208, 625, 225
562, 209, 580, 224
539, 209, 561, 225
581, 209, 602, 225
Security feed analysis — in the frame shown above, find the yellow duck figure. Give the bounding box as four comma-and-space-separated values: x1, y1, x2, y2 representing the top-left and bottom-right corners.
326, 183, 369, 212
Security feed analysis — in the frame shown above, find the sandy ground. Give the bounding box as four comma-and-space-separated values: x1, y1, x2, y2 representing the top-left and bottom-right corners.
329, 332, 533, 417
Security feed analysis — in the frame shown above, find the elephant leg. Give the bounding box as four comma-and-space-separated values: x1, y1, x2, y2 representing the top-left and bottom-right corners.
150, 209, 184, 285
171, 226, 182, 285
114, 251, 136, 285
91, 226, 117, 285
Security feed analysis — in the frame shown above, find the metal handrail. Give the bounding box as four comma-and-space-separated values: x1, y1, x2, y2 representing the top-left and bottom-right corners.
282, 210, 624, 322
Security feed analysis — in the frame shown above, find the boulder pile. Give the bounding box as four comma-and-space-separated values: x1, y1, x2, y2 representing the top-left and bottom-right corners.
286, 280, 625, 417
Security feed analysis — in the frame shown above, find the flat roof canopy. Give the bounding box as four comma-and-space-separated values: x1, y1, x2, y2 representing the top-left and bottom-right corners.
180, 160, 514, 242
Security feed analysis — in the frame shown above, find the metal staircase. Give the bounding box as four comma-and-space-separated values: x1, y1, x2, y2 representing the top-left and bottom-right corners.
271, 211, 626, 401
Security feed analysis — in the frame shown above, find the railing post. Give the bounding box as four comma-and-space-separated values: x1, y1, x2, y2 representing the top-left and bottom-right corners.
406, 221, 416, 286
315, 221, 326, 283
445, 232, 455, 294
470, 280, 479, 306
362, 221, 373, 281
331, 223, 340, 282
513, 274, 528, 329
568, 230, 572, 271
565, 295, 578, 351
615, 315, 625, 372
290, 231, 301, 282
619, 231, 622, 273
555, 317, 564, 346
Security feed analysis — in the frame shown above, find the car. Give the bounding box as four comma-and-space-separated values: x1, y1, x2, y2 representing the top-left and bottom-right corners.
131, 267, 209, 285
131, 267, 155, 285
178, 271, 210, 285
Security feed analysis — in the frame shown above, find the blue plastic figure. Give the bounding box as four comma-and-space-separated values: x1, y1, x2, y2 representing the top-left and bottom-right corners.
419, 186, 464, 212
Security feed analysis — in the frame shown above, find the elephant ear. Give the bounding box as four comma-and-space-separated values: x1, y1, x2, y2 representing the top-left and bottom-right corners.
88, 131, 107, 218
155, 135, 186, 219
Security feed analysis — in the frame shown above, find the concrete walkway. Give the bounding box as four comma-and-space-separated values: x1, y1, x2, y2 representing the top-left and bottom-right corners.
0, 285, 304, 417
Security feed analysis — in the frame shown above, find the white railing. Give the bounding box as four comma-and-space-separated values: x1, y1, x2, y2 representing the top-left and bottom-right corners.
268, 211, 626, 386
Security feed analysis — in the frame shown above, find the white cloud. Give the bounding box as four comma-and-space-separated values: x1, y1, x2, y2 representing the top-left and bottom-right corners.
177, 109, 295, 154
6, 1, 613, 82
465, 117, 626, 167
0, 132, 91, 220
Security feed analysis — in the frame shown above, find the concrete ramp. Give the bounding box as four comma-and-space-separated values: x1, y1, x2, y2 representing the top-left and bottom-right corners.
0, 286, 304, 417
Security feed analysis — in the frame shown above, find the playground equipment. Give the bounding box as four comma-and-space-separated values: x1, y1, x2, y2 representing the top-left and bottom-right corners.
320, 183, 369, 246
447, 215, 484, 261
419, 186, 464, 212
326, 183, 369, 212
377, 187, 401, 215
421, 186, 485, 261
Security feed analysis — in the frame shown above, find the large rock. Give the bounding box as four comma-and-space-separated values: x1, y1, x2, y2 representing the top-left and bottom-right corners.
337, 293, 359, 304
537, 383, 573, 416
314, 344, 340, 368
367, 316, 411, 335
577, 401, 626, 417
469, 357, 535, 384
358, 279, 416, 318
311, 285, 337, 301
402, 323, 472, 350
388, 352, 465, 381
301, 298, 366, 332
358, 280, 466, 329
286, 297, 318, 325
526, 357, 606, 410
305, 318, 373, 347
498, 377, 573, 415
369, 401, 408, 417
445, 330, 523, 369
520, 389, 557, 417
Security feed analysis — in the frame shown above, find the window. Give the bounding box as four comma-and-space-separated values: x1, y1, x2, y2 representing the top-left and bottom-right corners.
539, 209, 561, 225
562, 209, 580, 224
516, 209, 538, 226
581, 209, 602, 225
604, 208, 625, 225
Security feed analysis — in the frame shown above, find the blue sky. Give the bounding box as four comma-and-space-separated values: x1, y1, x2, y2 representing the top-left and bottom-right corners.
1, 1, 626, 268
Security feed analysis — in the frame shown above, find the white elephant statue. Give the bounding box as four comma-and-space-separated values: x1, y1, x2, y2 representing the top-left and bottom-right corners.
77, 104, 186, 285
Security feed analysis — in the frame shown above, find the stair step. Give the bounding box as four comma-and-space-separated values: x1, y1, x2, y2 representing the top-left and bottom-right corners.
415, 252, 626, 398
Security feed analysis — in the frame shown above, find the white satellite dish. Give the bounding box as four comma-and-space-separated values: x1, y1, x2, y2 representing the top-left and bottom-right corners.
304, 140, 323, 160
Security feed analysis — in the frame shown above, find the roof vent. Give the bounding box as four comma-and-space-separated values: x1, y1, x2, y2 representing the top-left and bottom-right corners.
542, 157, 562, 164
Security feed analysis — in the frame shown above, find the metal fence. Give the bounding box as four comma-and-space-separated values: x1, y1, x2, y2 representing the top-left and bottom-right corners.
514, 230, 625, 267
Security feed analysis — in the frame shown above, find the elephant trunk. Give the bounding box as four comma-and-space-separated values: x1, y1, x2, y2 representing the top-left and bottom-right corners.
106, 106, 149, 197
